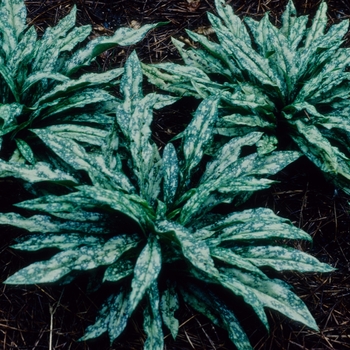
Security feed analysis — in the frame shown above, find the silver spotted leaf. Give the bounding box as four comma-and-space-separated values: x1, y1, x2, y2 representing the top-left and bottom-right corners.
128, 235, 162, 315
180, 283, 253, 350
5, 234, 140, 284
221, 267, 319, 331
79, 288, 130, 343
143, 282, 164, 350
160, 281, 179, 340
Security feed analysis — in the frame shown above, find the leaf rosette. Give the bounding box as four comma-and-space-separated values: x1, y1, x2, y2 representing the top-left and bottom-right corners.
0, 0, 164, 183
0, 52, 334, 350
143, 0, 350, 193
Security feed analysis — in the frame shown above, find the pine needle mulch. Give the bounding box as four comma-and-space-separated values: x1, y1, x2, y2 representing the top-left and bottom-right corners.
1, 1, 350, 349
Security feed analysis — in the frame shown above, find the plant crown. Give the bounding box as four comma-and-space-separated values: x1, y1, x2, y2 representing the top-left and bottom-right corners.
143, 0, 350, 193
0, 51, 334, 350
0, 0, 163, 184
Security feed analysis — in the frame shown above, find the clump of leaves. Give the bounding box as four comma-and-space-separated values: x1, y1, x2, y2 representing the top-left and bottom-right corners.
143, 0, 350, 193
0, 0, 163, 184
0, 52, 333, 350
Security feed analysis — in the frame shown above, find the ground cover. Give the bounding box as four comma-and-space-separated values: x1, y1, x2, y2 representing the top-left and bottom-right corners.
0, 1, 349, 349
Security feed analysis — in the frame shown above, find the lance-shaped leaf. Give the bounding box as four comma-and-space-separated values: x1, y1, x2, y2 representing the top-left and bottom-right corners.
11, 234, 104, 251
32, 128, 135, 192
143, 282, 164, 350
117, 52, 177, 202
14, 138, 35, 164
5, 234, 140, 284
65, 22, 166, 75
0, 103, 22, 130
214, 0, 251, 43
0, 212, 112, 235
304, 1, 328, 48
77, 185, 155, 229
79, 289, 130, 343
205, 217, 312, 245
171, 37, 233, 78
291, 120, 340, 174
0, 64, 19, 101
103, 259, 134, 283
182, 97, 219, 183
128, 235, 162, 315
179, 149, 300, 225
201, 132, 263, 183
162, 143, 179, 206
280, 0, 308, 50
0, 159, 77, 183
0, 0, 27, 57
181, 284, 253, 350
211, 247, 266, 277
160, 281, 179, 340
156, 220, 219, 278
222, 267, 319, 331
219, 271, 269, 330
33, 68, 123, 105
232, 245, 335, 273
7, 26, 37, 79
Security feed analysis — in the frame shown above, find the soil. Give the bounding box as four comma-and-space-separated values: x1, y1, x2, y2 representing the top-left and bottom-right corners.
1, 1, 350, 349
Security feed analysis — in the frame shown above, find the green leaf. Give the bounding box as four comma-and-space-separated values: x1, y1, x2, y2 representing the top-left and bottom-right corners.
219, 272, 269, 331
0, 103, 22, 131
79, 289, 130, 343
143, 282, 164, 350
0, 0, 27, 57
0, 64, 19, 101
103, 259, 134, 283
201, 132, 263, 183
38, 124, 108, 147
233, 246, 335, 273
211, 247, 266, 277
171, 38, 232, 78
5, 234, 140, 284
304, 1, 328, 48
14, 138, 35, 165
291, 120, 340, 174
213, 24, 282, 92
0, 159, 77, 183
7, 26, 37, 78
32, 88, 115, 118
0, 212, 111, 235
128, 235, 162, 314
65, 23, 166, 75
214, 0, 251, 43
162, 143, 179, 206
281, 0, 308, 50
31, 6, 80, 73
156, 220, 219, 278
35, 68, 123, 105
12, 234, 104, 251
186, 29, 242, 78
21, 72, 70, 94
182, 97, 219, 182
107, 290, 131, 344
77, 185, 154, 228
181, 284, 253, 350
160, 281, 179, 340
223, 267, 319, 330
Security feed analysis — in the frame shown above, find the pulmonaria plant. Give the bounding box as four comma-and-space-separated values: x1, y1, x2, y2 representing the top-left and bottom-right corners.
0, 52, 333, 350
143, 0, 350, 193
0, 0, 163, 184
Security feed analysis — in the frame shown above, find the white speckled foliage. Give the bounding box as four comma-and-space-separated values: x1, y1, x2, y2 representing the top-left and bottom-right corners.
143, 0, 350, 193
0, 53, 334, 350
0, 0, 164, 183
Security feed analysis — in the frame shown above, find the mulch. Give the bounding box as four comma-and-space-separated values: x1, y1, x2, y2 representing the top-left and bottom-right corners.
0, 1, 349, 349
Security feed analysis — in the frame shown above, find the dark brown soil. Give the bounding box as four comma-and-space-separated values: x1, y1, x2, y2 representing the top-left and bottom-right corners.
1, 1, 349, 349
